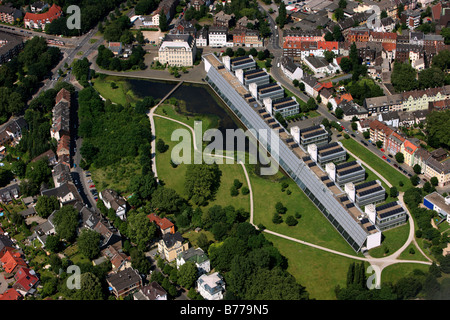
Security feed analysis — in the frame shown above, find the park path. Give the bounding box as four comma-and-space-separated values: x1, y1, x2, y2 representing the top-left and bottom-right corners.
147, 106, 432, 290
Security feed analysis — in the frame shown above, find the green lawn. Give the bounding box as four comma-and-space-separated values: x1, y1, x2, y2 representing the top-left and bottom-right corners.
397, 243, 430, 262
182, 229, 215, 247
368, 223, 410, 258
263, 233, 356, 300
92, 75, 140, 106
381, 263, 429, 285
341, 138, 412, 191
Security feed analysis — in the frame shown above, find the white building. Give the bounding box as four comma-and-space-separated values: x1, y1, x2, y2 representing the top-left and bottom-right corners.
303, 56, 341, 76
197, 272, 225, 300
158, 34, 197, 67
208, 26, 228, 47
99, 189, 127, 221
280, 56, 303, 81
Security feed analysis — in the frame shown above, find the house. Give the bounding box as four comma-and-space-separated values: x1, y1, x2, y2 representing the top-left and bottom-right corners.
0, 288, 21, 300
1, 249, 27, 274
13, 267, 39, 296
50, 98, 70, 141
0, 116, 27, 148
41, 182, 82, 206
108, 42, 123, 56
101, 245, 131, 272
30, 1, 49, 13
56, 135, 70, 158
378, 111, 399, 128
158, 231, 189, 262
0, 235, 15, 259
369, 119, 393, 148
147, 213, 175, 235
99, 189, 127, 221
31, 149, 57, 166
176, 247, 210, 274
0, 184, 20, 204
24, 4, 62, 30
106, 267, 142, 298
280, 56, 303, 81
133, 282, 167, 300
213, 11, 234, 27
197, 272, 225, 300
385, 131, 405, 156
338, 100, 368, 121
208, 26, 228, 47
19, 206, 37, 219
195, 27, 208, 47
52, 162, 72, 188
0, 4, 23, 24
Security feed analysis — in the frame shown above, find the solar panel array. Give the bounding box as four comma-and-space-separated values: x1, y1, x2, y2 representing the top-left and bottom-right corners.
358, 186, 383, 197
336, 161, 357, 170
339, 166, 364, 177
376, 201, 398, 211
321, 175, 329, 181
286, 138, 294, 143
320, 147, 344, 158
300, 125, 320, 134
317, 142, 338, 151
302, 156, 311, 161
326, 181, 335, 187
379, 207, 405, 219
340, 196, 349, 202
366, 225, 376, 231
303, 129, 326, 139
360, 218, 369, 224
346, 203, 355, 209
355, 180, 378, 190
308, 162, 316, 167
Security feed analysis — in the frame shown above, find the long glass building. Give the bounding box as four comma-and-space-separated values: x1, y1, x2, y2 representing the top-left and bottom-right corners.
203, 53, 382, 252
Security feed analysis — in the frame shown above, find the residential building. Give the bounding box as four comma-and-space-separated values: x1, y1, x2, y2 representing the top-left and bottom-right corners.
176, 247, 210, 274
24, 4, 62, 30
378, 111, 399, 128
0, 116, 27, 148
385, 131, 405, 156
197, 272, 225, 300
208, 26, 228, 47
195, 27, 208, 47
303, 56, 341, 75
41, 182, 81, 206
213, 11, 234, 27
56, 134, 70, 158
244, 29, 263, 47
282, 29, 325, 43
133, 282, 167, 300
423, 192, 450, 222
147, 213, 175, 235
13, 267, 39, 296
31, 149, 57, 166
424, 157, 450, 187
158, 34, 196, 67
0, 4, 22, 24
369, 119, 393, 147
401, 139, 418, 167
99, 189, 127, 221
0, 288, 21, 300
0, 184, 20, 204
1, 249, 27, 274
101, 245, 131, 272
338, 100, 369, 121
0, 235, 15, 259
280, 56, 303, 81
158, 232, 189, 262
106, 268, 142, 298
402, 9, 421, 29
108, 42, 123, 56
30, 1, 49, 13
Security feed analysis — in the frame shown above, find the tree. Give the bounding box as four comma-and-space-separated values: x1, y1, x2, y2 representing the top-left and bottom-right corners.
272, 212, 283, 224
35, 195, 60, 218
413, 164, 422, 174
77, 229, 101, 260
275, 202, 287, 214
426, 110, 450, 149
130, 248, 152, 274
73, 272, 104, 300
185, 163, 221, 205
410, 174, 420, 186
418, 67, 445, 89
156, 138, 169, 153
53, 206, 79, 243
390, 186, 398, 198
395, 152, 404, 163
430, 176, 438, 187
178, 261, 198, 289
276, 2, 287, 28
45, 235, 62, 253
285, 215, 298, 226
159, 12, 168, 31
127, 211, 156, 250
335, 107, 344, 119
391, 62, 418, 92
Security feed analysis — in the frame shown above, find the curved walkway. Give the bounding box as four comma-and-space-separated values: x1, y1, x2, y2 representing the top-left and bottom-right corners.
147, 105, 432, 290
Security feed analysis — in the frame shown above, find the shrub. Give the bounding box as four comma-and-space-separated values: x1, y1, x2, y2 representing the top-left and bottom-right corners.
241, 186, 249, 195
285, 215, 298, 226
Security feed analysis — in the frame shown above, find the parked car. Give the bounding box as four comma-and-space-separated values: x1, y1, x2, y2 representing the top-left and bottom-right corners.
380, 148, 385, 152
382, 155, 387, 159
89, 184, 95, 188
388, 154, 393, 158
351, 134, 355, 137
393, 163, 398, 168
387, 159, 391, 163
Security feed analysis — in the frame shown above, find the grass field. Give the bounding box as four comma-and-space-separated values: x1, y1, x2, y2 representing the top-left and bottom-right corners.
341, 138, 412, 191
368, 223, 410, 258
263, 233, 355, 300
92, 75, 140, 106
381, 263, 430, 285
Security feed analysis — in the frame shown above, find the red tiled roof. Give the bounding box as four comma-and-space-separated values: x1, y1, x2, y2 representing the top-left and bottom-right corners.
0, 249, 27, 274
24, 4, 62, 22
147, 213, 174, 232
403, 140, 418, 155
13, 267, 38, 293
317, 41, 339, 51
382, 42, 396, 52
0, 288, 21, 300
